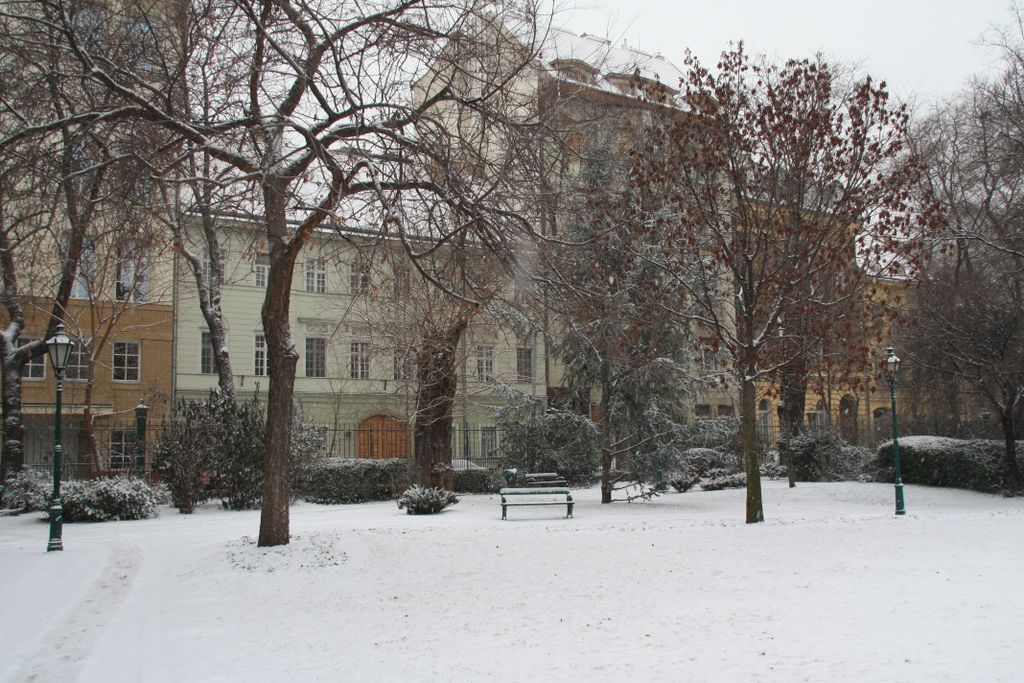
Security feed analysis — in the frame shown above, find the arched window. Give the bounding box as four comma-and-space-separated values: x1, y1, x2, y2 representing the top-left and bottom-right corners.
758, 399, 772, 439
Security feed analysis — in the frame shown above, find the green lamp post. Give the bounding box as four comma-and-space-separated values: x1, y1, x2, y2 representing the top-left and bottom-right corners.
885, 346, 906, 516
46, 324, 75, 552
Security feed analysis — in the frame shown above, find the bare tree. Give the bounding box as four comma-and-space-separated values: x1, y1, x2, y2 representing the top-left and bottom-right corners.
634, 47, 934, 523
0, 1, 165, 478
905, 27, 1024, 492
16, 0, 551, 544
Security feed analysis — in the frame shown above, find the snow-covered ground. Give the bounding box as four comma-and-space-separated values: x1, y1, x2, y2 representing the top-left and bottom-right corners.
2, 480, 1022, 682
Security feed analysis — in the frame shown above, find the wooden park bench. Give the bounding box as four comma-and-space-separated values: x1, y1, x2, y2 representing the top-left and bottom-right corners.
499, 470, 574, 520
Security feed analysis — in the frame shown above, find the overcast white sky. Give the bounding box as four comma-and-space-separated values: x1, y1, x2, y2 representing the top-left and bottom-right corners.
560, 0, 1016, 106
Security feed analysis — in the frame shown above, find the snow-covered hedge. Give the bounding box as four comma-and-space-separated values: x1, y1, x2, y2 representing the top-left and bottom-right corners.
2, 471, 161, 521
397, 485, 458, 514
453, 468, 502, 494
699, 468, 746, 491
292, 457, 410, 504
61, 476, 162, 522
785, 430, 871, 482
876, 436, 1020, 493
2, 468, 51, 511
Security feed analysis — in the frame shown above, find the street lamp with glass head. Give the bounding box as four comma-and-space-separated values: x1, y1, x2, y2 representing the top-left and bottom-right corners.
884, 346, 906, 516
45, 324, 74, 551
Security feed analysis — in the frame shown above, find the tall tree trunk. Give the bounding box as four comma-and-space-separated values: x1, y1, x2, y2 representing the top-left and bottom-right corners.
778, 364, 806, 489
1, 353, 25, 480
599, 362, 612, 504
741, 373, 764, 523
413, 320, 467, 490
257, 193, 299, 548
1000, 405, 1022, 495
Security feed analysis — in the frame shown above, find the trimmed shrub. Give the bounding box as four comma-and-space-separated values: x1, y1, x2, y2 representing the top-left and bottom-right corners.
784, 430, 871, 482
61, 476, 161, 522
2, 468, 51, 512
293, 457, 410, 504
759, 463, 788, 480
699, 468, 747, 491
397, 485, 458, 514
875, 436, 1020, 493
453, 468, 502, 494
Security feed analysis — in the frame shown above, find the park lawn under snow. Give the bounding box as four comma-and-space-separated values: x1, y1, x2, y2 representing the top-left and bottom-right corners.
1, 481, 1022, 682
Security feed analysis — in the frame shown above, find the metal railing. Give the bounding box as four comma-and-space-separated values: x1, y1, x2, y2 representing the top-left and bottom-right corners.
15, 422, 505, 478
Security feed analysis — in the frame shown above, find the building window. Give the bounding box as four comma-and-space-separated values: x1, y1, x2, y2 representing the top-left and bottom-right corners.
516, 345, 534, 383
254, 335, 267, 376
115, 243, 148, 302
203, 247, 225, 292
306, 258, 326, 294
305, 337, 327, 378
254, 254, 269, 288
66, 337, 92, 381
694, 404, 712, 420
700, 346, 719, 372
18, 339, 45, 380
393, 346, 412, 380
109, 429, 134, 471
475, 345, 494, 382
481, 426, 498, 458
70, 238, 97, 299
200, 332, 216, 374
350, 258, 370, 295
758, 399, 772, 439
717, 404, 734, 418
350, 341, 370, 380
392, 267, 410, 300
112, 341, 140, 382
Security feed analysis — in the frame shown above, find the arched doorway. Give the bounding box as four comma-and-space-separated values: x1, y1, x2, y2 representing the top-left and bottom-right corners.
839, 395, 858, 443
357, 415, 409, 459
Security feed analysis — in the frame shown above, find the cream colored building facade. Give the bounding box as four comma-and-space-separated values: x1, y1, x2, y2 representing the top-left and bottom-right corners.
172, 220, 546, 458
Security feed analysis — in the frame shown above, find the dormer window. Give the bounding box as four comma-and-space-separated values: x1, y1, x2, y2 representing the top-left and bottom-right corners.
550, 59, 598, 85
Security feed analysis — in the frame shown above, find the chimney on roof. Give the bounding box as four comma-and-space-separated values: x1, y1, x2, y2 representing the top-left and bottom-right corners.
621, 39, 628, 49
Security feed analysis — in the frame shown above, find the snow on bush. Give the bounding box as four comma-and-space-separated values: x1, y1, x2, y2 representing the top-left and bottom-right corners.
492, 395, 600, 486
680, 419, 742, 456
3, 471, 161, 520
292, 457, 410, 504
698, 468, 747, 491
667, 471, 701, 492
2, 468, 51, 512
60, 476, 161, 522
664, 447, 740, 492
156, 395, 326, 513
396, 485, 458, 515
785, 429, 871, 482
453, 468, 502, 494
875, 436, 1021, 493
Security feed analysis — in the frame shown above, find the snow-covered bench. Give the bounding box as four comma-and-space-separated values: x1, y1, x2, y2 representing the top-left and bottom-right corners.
499, 471, 574, 520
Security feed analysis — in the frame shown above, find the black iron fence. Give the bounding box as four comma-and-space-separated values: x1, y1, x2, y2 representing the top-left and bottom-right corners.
17, 421, 506, 479
309, 423, 504, 471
